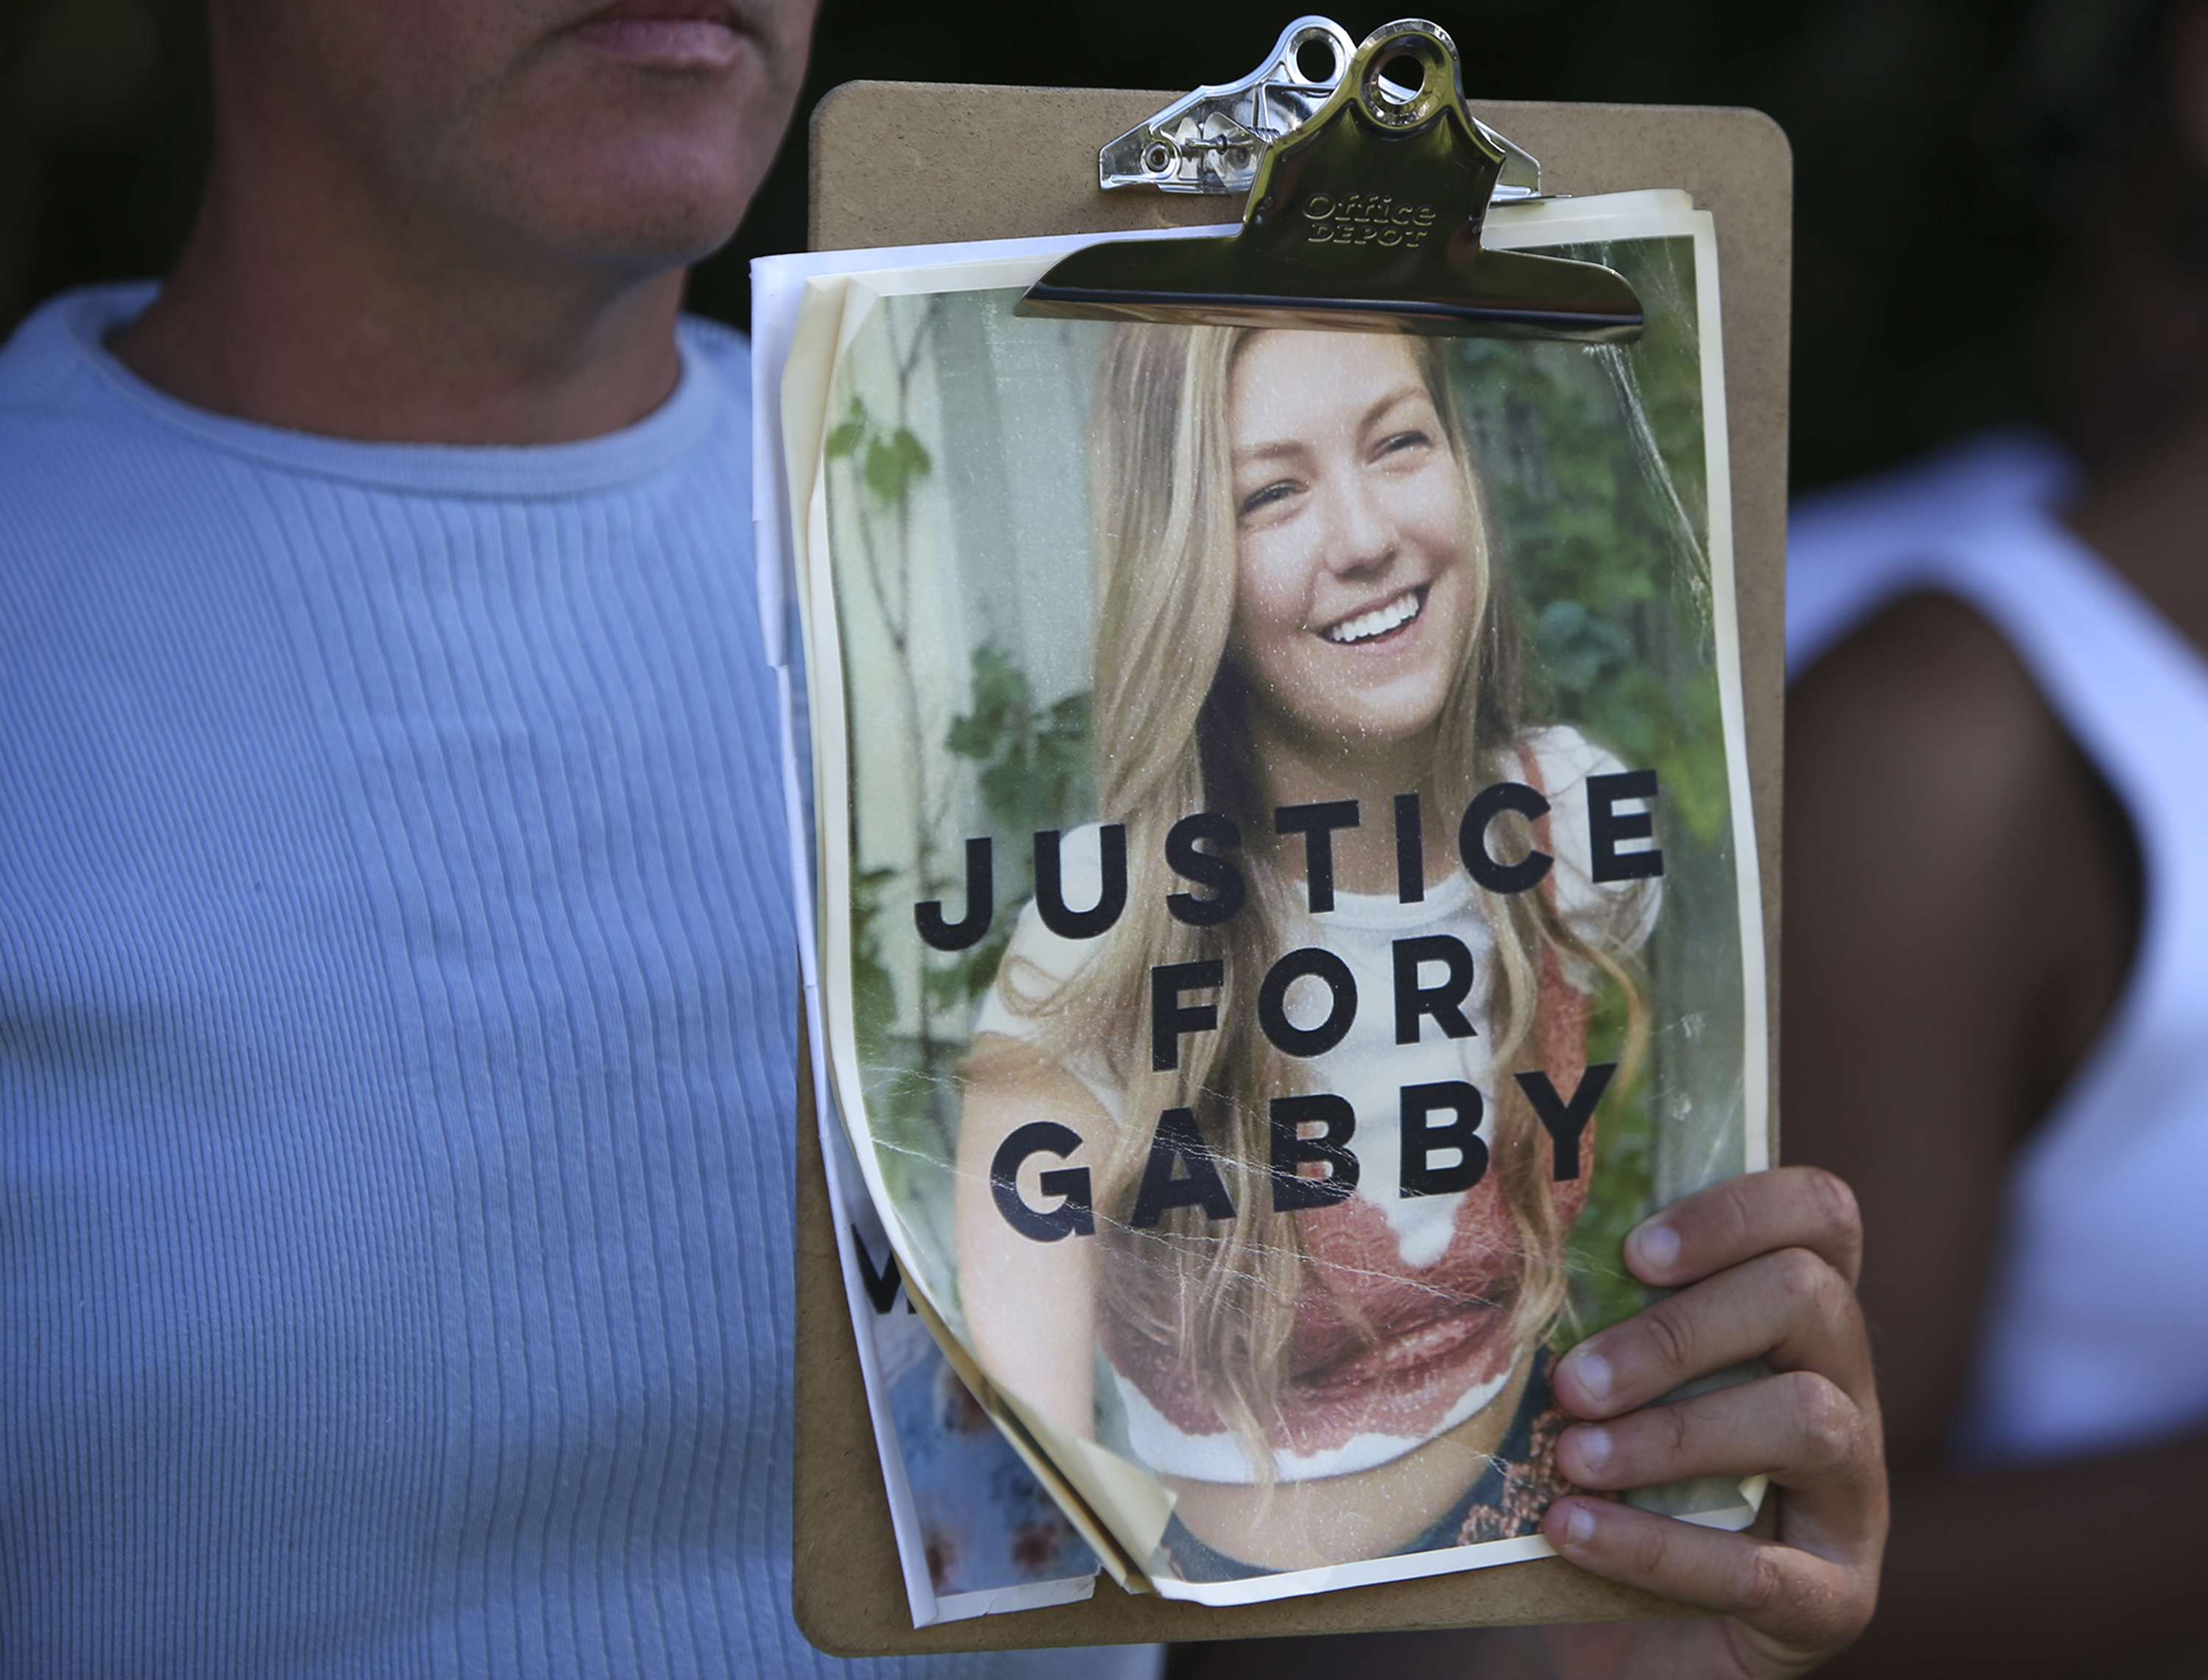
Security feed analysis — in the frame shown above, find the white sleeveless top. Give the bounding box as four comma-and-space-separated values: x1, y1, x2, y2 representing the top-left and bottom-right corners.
1790, 436, 2208, 1466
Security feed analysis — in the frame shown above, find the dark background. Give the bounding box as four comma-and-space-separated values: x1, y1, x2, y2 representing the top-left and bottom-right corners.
0, 0, 2142, 491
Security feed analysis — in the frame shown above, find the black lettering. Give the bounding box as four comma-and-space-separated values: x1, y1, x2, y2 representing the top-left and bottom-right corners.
914, 837, 994, 951
1269, 1094, 1359, 1211
1034, 824, 1128, 939
1150, 960, 1225, 1071
1393, 935, 1476, 1044
1165, 812, 1247, 927
1588, 771, 1665, 882
852, 1228, 913, 1314
1257, 948, 1358, 1057
1394, 791, 1424, 904
1275, 799, 1360, 912
990, 1121, 1095, 1242
1459, 782, 1553, 895
1400, 1080, 1490, 1197
1515, 1063, 1617, 1181
1130, 1107, 1237, 1227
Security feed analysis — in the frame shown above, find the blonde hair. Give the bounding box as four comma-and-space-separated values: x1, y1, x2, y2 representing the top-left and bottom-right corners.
995, 325, 1635, 1477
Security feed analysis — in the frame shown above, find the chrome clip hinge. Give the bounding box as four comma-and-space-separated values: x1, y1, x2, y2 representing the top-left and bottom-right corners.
1099, 15, 1544, 204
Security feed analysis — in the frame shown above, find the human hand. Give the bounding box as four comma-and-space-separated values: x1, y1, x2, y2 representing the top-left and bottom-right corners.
1534, 1165, 1886, 1677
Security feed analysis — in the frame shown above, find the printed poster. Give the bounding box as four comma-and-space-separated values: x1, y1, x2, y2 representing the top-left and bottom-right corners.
765, 191, 1766, 1608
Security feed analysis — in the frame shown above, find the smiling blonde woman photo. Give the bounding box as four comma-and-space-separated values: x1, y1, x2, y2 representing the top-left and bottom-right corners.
953, 324, 1666, 1579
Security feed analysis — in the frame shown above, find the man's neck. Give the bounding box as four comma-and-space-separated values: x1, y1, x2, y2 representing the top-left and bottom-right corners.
111, 136, 687, 447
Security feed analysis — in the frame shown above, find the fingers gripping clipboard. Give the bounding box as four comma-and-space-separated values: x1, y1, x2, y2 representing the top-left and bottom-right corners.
787, 63, 1789, 1659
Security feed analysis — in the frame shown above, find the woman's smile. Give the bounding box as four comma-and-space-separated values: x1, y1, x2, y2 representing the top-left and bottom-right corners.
1318, 584, 1426, 646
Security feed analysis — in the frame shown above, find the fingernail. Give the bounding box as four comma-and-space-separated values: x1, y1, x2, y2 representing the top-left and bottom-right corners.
1564, 1345, 1613, 1404
1630, 1220, 1680, 1279
1571, 1425, 1612, 1474
1563, 1500, 1598, 1548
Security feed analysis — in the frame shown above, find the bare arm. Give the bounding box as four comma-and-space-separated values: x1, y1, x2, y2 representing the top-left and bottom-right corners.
952, 1032, 1111, 1437
1782, 593, 2208, 1680
1785, 594, 2133, 1461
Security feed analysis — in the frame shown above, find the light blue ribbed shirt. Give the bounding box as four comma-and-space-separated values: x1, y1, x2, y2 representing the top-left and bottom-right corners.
0, 286, 1150, 1680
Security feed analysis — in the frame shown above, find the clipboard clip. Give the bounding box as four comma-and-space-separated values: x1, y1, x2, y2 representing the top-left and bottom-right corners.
1099, 15, 1540, 203
1019, 18, 1642, 343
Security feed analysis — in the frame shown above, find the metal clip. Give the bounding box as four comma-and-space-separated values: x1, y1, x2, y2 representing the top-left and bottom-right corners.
1100, 18, 1353, 194
1100, 15, 1543, 203
1021, 18, 1641, 342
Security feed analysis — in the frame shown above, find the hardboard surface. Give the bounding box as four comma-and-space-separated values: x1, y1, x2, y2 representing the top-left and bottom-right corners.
794, 81, 1791, 1657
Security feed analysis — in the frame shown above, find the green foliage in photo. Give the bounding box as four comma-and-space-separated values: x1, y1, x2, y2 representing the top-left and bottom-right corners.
825, 394, 934, 511
1553, 979, 1657, 1351
935, 645, 1094, 1013
1454, 235, 1736, 1344
1455, 235, 1726, 851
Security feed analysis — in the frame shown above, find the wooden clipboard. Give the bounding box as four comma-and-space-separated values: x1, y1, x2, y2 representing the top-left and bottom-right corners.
790, 80, 1790, 1657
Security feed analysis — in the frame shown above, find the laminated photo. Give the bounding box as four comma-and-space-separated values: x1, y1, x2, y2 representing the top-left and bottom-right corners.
766, 192, 1767, 1606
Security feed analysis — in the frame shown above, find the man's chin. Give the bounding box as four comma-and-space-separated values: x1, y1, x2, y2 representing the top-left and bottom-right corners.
547, 196, 754, 274
481, 124, 774, 269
